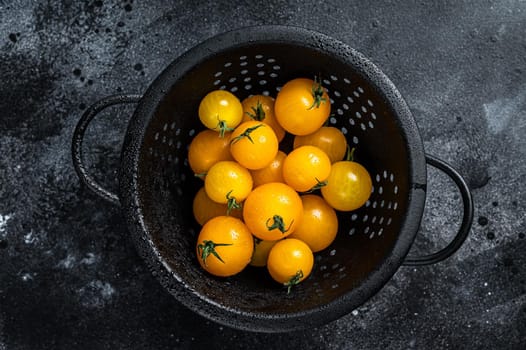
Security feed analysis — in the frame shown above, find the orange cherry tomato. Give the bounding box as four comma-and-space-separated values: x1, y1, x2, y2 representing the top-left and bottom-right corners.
204, 161, 253, 211
198, 90, 243, 136
188, 129, 233, 176
230, 121, 279, 170
192, 187, 242, 226
267, 238, 314, 293
242, 95, 285, 142
243, 182, 303, 241
196, 216, 254, 277
289, 195, 338, 252
274, 78, 331, 136
250, 239, 278, 267
282, 145, 331, 192
293, 126, 348, 163
250, 150, 286, 187
321, 160, 372, 211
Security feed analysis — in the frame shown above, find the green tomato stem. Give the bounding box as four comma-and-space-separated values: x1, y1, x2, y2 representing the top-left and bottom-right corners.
197, 240, 232, 266
226, 190, 242, 215
308, 76, 327, 110
284, 270, 304, 294
245, 101, 266, 121
345, 146, 356, 162
306, 178, 328, 193
230, 123, 265, 145
266, 215, 293, 234
216, 119, 234, 138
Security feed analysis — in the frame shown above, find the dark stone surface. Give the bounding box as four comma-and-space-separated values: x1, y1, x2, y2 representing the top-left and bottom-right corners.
1, 0, 525, 349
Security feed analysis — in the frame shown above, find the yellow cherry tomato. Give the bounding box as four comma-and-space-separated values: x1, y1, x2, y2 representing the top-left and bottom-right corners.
293, 126, 348, 163
274, 78, 331, 135
230, 121, 279, 170
242, 95, 286, 142
204, 161, 253, 212
196, 216, 254, 277
192, 187, 242, 226
267, 238, 314, 293
243, 182, 303, 241
249, 239, 278, 267
282, 145, 332, 192
188, 129, 234, 176
289, 195, 338, 252
321, 160, 372, 211
198, 90, 243, 136
250, 150, 286, 187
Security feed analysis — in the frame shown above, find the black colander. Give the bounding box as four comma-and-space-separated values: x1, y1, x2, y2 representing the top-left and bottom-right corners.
72, 25, 473, 332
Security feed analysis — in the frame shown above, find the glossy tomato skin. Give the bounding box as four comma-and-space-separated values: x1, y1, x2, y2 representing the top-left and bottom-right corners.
267, 238, 314, 286
274, 78, 331, 136
243, 182, 303, 241
198, 90, 243, 135
192, 187, 242, 226
204, 161, 253, 204
289, 195, 338, 252
188, 129, 234, 176
250, 150, 286, 187
250, 239, 278, 267
241, 95, 285, 142
196, 216, 254, 277
282, 145, 331, 192
293, 126, 348, 163
321, 161, 372, 211
230, 121, 278, 170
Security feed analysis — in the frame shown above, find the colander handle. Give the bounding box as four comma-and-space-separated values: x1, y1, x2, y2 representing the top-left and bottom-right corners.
72, 94, 142, 206
403, 154, 474, 266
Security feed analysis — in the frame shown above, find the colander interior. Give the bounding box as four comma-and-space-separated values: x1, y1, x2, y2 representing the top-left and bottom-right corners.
134, 41, 411, 316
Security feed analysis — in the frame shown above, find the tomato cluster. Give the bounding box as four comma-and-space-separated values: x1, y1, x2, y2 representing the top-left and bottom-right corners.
188, 78, 372, 293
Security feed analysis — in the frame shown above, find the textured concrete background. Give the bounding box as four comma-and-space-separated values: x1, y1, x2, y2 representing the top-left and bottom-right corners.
0, 0, 525, 349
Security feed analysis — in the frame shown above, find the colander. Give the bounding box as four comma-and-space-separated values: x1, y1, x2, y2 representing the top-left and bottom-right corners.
72, 25, 474, 332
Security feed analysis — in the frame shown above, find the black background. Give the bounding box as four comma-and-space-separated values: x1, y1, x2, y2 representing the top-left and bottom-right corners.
0, 1, 525, 349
